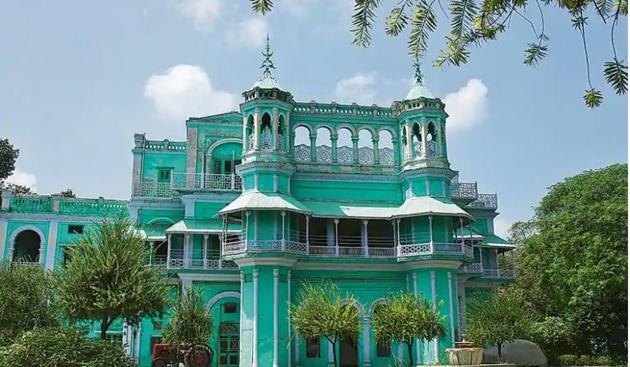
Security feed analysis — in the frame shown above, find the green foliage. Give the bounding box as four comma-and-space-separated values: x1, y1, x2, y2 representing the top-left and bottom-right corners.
290, 282, 361, 367
466, 287, 533, 361
528, 316, 574, 365
0, 262, 59, 347
52, 189, 76, 198
55, 217, 169, 339
0, 138, 18, 181
559, 354, 579, 366
249, 0, 627, 107
163, 288, 213, 346
371, 292, 446, 367
0, 327, 137, 367
2, 183, 33, 194
515, 164, 627, 358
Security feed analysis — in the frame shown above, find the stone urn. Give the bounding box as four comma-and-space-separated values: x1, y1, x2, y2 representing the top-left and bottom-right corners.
445, 340, 484, 365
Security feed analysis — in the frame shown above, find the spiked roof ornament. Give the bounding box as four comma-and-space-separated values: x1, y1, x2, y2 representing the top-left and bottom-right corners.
413, 57, 424, 86
404, 56, 433, 100
260, 35, 275, 78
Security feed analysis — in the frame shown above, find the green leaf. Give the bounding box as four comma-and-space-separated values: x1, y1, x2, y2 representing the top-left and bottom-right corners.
408, 1, 438, 57
583, 88, 603, 107
352, 0, 383, 47
385, 0, 414, 36
250, 0, 274, 14
524, 42, 549, 66
450, 0, 479, 38
434, 36, 471, 67
604, 58, 628, 95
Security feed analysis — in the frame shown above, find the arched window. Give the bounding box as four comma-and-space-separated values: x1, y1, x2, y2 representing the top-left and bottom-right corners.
315, 127, 332, 163
427, 122, 436, 158
358, 129, 374, 165
277, 115, 286, 151
378, 130, 394, 166
246, 115, 255, 152
412, 123, 422, 157
293, 126, 311, 162
401, 126, 408, 160
12, 230, 41, 264
337, 128, 353, 165
260, 113, 273, 151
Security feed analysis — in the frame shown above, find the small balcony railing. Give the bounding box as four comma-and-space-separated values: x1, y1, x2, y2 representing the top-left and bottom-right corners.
482, 267, 516, 279
459, 262, 483, 273
450, 182, 478, 201
162, 250, 238, 270
171, 173, 242, 192
397, 242, 473, 258
468, 193, 498, 209
222, 240, 309, 256
133, 181, 174, 198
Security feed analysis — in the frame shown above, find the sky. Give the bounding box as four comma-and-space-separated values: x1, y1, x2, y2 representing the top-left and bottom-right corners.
1, 0, 627, 237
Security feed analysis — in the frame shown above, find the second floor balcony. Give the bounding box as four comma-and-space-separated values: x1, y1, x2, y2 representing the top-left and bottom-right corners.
132, 173, 242, 199
458, 262, 516, 279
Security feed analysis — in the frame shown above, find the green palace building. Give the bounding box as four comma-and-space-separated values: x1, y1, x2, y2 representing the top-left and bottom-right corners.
0, 41, 515, 367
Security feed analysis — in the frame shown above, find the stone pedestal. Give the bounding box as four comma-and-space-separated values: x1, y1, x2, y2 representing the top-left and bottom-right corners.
445, 347, 484, 365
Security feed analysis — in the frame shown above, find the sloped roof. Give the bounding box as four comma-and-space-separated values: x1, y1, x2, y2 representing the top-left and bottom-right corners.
392, 196, 472, 219
304, 201, 397, 219
219, 191, 311, 215
166, 219, 240, 234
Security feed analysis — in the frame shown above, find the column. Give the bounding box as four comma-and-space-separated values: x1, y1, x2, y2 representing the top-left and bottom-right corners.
396, 219, 401, 256
166, 234, 172, 269
428, 216, 434, 253
448, 272, 455, 346
392, 136, 400, 166
281, 211, 286, 250
203, 234, 208, 269
328, 340, 335, 367
45, 220, 58, 270
361, 220, 369, 257
334, 219, 339, 256
272, 108, 279, 151
305, 215, 310, 254
431, 271, 439, 363
391, 221, 397, 249
0, 220, 8, 262
372, 137, 380, 165
273, 269, 279, 367
288, 270, 292, 367
436, 123, 444, 158
362, 320, 371, 366
404, 121, 413, 160
458, 279, 467, 334
331, 133, 338, 163
254, 108, 261, 150
421, 121, 428, 158
309, 132, 317, 163
352, 136, 359, 164
184, 234, 191, 268
148, 242, 154, 265
253, 269, 259, 367
413, 272, 421, 364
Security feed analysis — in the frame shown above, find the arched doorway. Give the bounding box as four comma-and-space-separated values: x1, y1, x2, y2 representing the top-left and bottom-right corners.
12, 230, 42, 264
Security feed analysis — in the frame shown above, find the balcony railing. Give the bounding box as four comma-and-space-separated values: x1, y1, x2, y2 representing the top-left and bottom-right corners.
223, 241, 472, 260
3, 193, 128, 216
132, 181, 174, 198
459, 262, 483, 273
160, 250, 238, 270
482, 267, 516, 279
171, 173, 242, 192
468, 193, 498, 209
450, 182, 478, 201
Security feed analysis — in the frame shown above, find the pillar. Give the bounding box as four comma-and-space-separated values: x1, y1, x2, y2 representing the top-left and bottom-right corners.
254, 108, 261, 150
166, 234, 172, 269
331, 132, 338, 163
361, 220, 369, 257
372, 136, 380, 165
352, 136, 359, 164
334, 219, 339, 256
309, 132, 317, 163
421, 121, 428, 158
203, 234, 208, 269
272, 108, 279, 151
45, 220, 58, 270
404, 120, 413, 160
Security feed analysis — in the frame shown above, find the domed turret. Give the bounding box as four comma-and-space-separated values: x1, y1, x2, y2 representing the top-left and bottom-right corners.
405, 63, 433, 100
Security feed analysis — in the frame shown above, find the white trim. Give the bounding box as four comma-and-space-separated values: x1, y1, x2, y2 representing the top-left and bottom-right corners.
206, 290, 241, 309
45, 221, 58, 270
273, 269, 279, 367
0, 220, 7, 261
8, 224, 46, 264
253, 269, 259, 367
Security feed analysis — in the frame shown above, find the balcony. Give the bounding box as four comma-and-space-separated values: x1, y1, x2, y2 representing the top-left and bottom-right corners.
458, 262, 515, 279
171, 173, 242, 192
450, 181, 478, 202
1, 192, 128, 217
132, 173, 242, 199
154, 251, 238, 271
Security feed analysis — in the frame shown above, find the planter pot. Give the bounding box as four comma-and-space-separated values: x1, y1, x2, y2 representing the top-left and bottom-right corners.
445, 347, 484, 365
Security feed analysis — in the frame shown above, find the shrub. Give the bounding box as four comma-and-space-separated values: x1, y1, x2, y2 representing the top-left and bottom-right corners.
0, 327, 137, 367
559, 354, 578, 366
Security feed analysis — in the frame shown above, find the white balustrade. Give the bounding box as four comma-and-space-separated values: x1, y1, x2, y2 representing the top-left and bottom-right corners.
170, 173, 242, 191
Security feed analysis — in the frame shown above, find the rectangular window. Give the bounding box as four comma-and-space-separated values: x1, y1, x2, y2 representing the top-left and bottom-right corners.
68, 225, 84, 234
223, 303, 237, 314
157, 168, 172, 183
376, 341, 391, 357
306, 337, 320, 358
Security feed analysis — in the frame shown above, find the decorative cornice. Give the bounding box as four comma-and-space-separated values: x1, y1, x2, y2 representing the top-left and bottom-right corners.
292, 172, 400, 184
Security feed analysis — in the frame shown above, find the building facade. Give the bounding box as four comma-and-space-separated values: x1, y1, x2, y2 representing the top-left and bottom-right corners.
0, 46, 515, 367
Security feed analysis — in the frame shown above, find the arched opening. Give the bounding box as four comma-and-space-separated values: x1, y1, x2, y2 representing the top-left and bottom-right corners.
427, 122, 437, 158
315, 127, 332, 163
293, 126, 311, 162
207, 292, 241, 367
378, 130, 394, 166
260, 113, 273, 151
412, 123, 422, 158
358, 129, 374, 165
12, 230, 41, 264
401, 126, 408, 160
337, 128, 353, 164
246, 115, 255, 152
277, 115, 286, 151
339, 301, 361, 367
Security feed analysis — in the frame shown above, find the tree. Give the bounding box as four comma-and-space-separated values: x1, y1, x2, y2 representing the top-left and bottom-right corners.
52, 189, 76, 198
0, 327, 137, 367
55, 216, 169, 339
0, 262, 59, 346
466, 287, 533, 361
514, 163, 627, 358
290, 282, 361, 367
249, 0, 627, 108
0, 138, 18, 181
371, 292, 446, 367
3, 182, 33, 194
163, 288, 213, 346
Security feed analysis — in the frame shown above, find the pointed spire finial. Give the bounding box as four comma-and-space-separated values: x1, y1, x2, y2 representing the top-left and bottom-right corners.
413, 57, 423, 85
260, 34, 275, 77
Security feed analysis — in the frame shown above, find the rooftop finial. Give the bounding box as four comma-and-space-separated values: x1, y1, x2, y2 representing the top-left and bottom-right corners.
413, 57, 423, 85
260, 34, 275, 78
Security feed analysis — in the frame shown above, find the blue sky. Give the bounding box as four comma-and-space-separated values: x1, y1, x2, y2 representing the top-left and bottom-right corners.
1, 0, 627, 236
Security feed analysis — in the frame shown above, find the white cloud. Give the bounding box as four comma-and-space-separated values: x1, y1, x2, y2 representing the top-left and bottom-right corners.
6, 168, 37, 192
144, 64, 237, 122
226, 18, 268, 49
176, 0, 222, 27
333, 73, 378, 105
494, 216, 513, 239
443, 78, 488, 133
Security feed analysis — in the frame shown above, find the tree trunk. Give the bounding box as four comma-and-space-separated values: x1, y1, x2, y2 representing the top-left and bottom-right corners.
100, 317, 110, 340
406, 342, 414, 367
497, 342, 503, 362
327, 336, 338, 367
